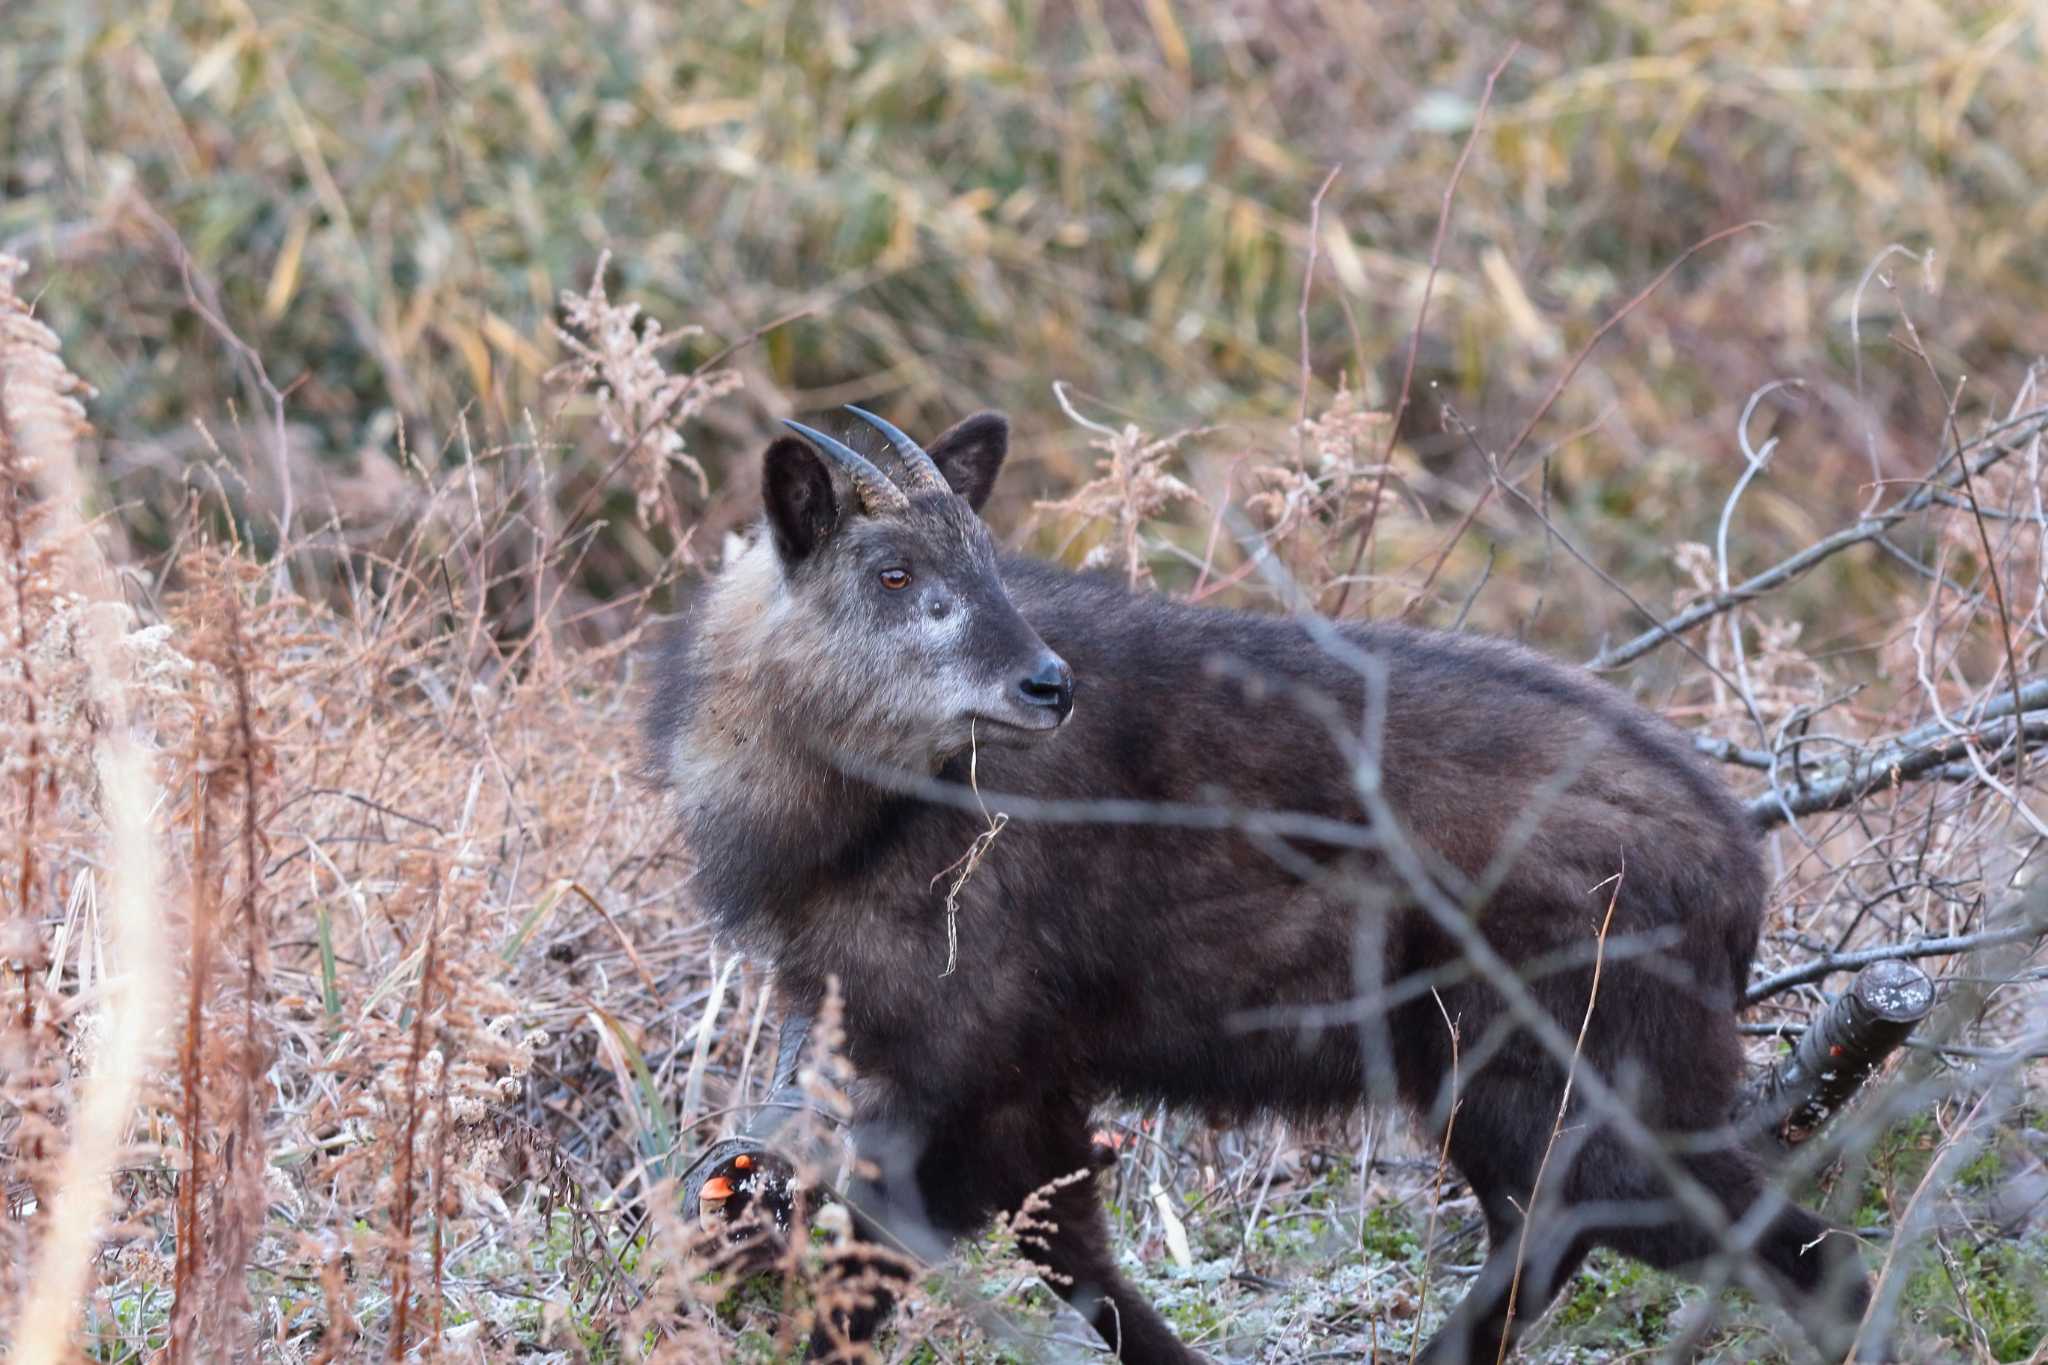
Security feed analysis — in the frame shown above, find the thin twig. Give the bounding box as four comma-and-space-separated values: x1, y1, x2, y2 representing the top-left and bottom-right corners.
1498, 866, 1621, 1356
1745, 711, 2048, 829
1743, 922, 2043, 1004
1406, 219, 1769, 613
1406, 993, 1463, 1365
134, 199, 296, 589
1331, 44, 1517, 617
1588, 407, 2048, 670
1296, 163, 1344, 442
1891, 288, 2030, 786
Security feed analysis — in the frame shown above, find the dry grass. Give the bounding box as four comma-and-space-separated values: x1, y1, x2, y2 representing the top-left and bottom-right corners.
8, 2, 2047, 631
4, 3, 2048, 1361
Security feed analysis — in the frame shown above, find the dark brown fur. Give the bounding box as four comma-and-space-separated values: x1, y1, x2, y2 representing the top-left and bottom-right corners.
648, 413, 1873, 1362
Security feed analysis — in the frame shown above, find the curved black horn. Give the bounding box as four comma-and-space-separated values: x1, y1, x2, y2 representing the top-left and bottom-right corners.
781, 419, 910, 516
844, 405, 949, 495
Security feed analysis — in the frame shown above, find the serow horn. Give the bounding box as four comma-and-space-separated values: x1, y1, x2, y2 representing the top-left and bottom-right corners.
781, 419, 910, 516
844, 405, 950, 495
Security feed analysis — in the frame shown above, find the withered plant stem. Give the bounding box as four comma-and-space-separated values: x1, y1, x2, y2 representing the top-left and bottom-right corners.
1332, 43, 1516, 619
169, 760, 213, 1363
387, 879, 445, 1359
1404, 218, 1769, 614
2, 389, 40, 976
1407, 993, 1462, 1365
1498, 866, 1622, 1357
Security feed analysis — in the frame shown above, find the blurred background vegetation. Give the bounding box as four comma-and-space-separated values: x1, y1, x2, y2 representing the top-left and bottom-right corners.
6, 0, 2045, 655
7, 5, 2048, 1360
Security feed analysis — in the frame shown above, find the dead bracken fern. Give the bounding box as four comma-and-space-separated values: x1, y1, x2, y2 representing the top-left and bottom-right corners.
1243, 379, 1403, 605
0, 249, 762, 1360
1037, 384, 1206, 589
3, 197, 2048, 1362
2, 249, 173, 1365
548, 249, 743, 552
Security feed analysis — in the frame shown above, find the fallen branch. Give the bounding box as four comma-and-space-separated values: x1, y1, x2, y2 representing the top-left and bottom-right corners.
1688, 677, 2048, 823
1745, 711, 2048, 829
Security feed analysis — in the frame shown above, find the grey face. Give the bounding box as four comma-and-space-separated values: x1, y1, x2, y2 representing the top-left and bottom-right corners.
756, 411, 1072, 769
805, 498, 1070, 750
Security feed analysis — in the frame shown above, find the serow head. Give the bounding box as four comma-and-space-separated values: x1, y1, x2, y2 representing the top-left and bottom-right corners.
760, 407, 1072, 766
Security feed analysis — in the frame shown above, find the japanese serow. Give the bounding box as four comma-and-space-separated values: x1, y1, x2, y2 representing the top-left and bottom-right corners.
647, 408, 1875, 1363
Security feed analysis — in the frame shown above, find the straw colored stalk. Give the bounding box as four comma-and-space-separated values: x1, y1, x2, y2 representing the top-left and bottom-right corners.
2, 252, 172, 1365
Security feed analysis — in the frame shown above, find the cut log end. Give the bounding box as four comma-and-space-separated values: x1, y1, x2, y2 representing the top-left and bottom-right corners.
1736, 960, 1937, 1155
1851, 958, 1937, 1023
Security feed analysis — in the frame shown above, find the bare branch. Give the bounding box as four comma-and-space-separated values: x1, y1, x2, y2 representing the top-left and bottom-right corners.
132, 198, 295, 590
1590, 407, 2048, 671
1330, 43, 1516, 617
1743, 698, 2048, 830
1405, 219, 1769, 612
1743, 922, 2044, 1005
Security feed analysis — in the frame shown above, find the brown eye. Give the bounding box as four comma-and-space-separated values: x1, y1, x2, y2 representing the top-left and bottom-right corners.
879, 567, 912, 591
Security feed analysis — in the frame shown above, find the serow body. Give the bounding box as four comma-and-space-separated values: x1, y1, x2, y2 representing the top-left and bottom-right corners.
648, 409, 1876, 1363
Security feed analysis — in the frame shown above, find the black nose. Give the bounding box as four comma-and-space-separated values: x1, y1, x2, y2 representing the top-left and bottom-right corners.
1017, 654, 1074, 718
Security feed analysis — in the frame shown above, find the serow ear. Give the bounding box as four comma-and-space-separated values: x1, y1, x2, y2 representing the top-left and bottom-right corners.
762, 436, 841, 563
925, 411, 1009, 512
